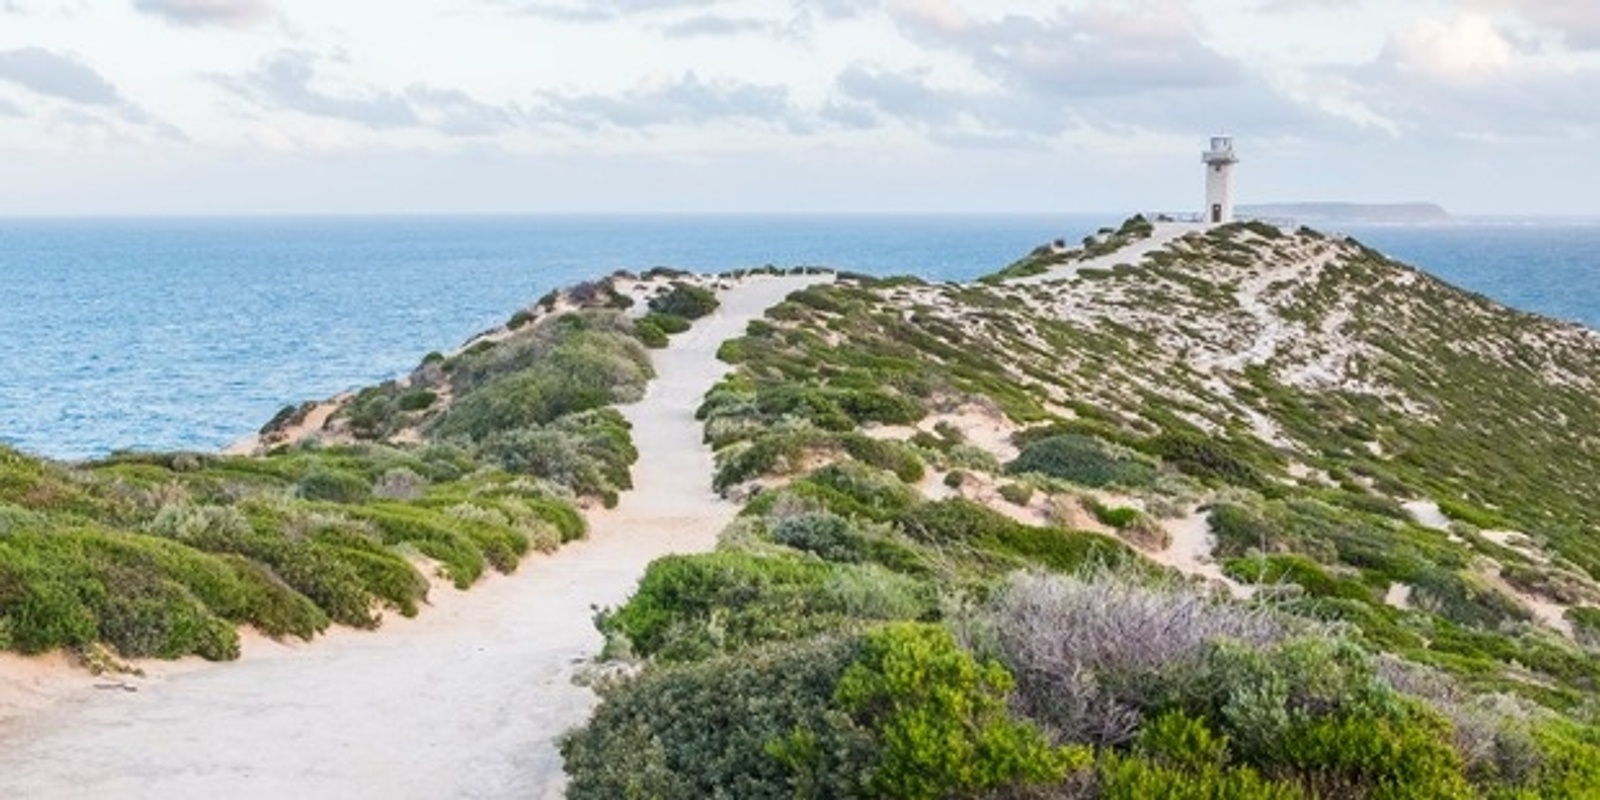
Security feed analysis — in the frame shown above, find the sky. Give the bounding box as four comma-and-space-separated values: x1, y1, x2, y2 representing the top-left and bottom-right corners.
0, 0, 1596, 215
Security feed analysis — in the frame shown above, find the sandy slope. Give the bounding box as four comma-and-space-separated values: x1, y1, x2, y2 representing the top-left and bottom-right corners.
0, 273, 824, 800
1009, 222, 1204, 285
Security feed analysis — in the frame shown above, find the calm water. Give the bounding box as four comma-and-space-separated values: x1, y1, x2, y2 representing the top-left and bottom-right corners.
0, 215, 1594, 460
1342, 223, 1600, 332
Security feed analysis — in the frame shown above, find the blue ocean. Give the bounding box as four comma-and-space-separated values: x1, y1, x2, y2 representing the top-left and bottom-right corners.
1, 215, 1595, 460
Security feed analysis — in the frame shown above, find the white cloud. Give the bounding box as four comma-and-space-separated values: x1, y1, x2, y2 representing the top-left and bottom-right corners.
0, 47, 122, 105
0, 0, 1598, 213
1470, 0, 1600, 50
132, 0, 274, 28
216, 50, 521, 137
1384, 13, 1516, 85
540, 70, 801, 131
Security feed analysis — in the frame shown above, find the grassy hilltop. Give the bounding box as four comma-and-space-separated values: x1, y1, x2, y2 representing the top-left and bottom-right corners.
564, 220, 1600, 798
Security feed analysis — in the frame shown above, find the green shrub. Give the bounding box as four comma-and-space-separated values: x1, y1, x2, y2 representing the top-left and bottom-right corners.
648, 282, 720, 319
563, 636, 874, 800
1436, 499, 1510, 530
484, 426, 628, 504
601, 552, 838, 661
643, 312, 692, 334
436, 313, 651, 437
1209, 502, 1275, 555
1006, 435, 1156, 488
900, 499, 1130, 572
1519, 719, 1600, 797
1087, 499, 1140, 529
839, 434, 924, 484
1409, 567, 1531, 630
835, 623, 1088, 799
712, 429, 828, 492
1222, 554, 1374, 602
633, 318, 669, 348
1565, 606, 1600, 647
998, 482, 1034, 506
1098, 751, 1306, 800
295, 468, 371, 503
1142, 430, 1267, 488
1135, 709, 1231, 771
1207, 637, 1473, 797
771, 512, 866, 563
0, 528, 337, 659
799, 462, 920, 523
435, 372, 606, 440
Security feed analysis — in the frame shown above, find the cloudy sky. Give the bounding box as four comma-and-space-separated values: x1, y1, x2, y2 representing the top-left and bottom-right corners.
1, 0, 1596, 215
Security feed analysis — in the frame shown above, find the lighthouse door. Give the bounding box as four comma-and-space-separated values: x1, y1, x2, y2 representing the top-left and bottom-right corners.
1211, 203, 1222, 223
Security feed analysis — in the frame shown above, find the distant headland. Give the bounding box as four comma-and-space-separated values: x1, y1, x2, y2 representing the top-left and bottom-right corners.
1238, 201, 1453, 224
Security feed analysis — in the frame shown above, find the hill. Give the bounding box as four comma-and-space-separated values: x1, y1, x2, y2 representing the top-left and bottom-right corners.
564, 219, 1600, 797
4, 220, 1600, 796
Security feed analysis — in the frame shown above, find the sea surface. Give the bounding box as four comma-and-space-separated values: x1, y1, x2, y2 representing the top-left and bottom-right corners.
0, 215, 1595, 460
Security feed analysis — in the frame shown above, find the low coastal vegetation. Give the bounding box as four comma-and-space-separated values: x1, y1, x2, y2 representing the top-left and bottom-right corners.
564, 221, 1600, 796
0, 274, 693, 662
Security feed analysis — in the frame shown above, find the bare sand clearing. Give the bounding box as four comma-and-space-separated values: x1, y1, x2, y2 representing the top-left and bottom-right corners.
1402, 500, 1453, 532
0, 273, 825, 800
1150, 509, 1251, 598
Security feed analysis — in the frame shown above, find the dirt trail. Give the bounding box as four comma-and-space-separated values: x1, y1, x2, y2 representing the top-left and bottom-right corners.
1150, 510, 1251, 598
0, 274, 824, 800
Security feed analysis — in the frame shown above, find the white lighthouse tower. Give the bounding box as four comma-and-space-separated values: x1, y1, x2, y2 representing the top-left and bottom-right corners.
1201, 135, 1239, 224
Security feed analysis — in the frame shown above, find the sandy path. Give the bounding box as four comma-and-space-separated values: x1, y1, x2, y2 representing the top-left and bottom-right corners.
1150, 509, 1250, 598
0, 273, 824, 800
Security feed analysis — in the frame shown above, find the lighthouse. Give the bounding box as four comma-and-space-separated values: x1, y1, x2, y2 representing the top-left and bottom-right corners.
1201, 135, 1238, 224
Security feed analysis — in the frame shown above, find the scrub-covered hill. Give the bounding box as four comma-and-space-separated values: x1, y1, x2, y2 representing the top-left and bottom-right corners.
0, 271, 746, 662
564, 220, 1600, 798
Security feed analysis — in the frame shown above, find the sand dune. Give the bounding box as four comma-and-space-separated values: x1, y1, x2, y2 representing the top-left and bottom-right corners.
0, 273, 825, 799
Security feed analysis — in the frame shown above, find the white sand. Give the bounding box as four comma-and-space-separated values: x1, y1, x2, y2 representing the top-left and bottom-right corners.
0, 273, 826, 799
1403, 500, 1453, 531
1149, 509, 1250, 598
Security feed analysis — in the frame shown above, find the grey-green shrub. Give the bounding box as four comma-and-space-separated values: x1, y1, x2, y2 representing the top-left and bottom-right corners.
648, 282, 720, 319
1006, 435, 1156, 488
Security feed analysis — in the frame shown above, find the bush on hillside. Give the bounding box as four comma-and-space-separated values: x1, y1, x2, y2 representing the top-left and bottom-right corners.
771, 512, 867, 563
564, 625, 1086, 800
633, 318, 669, 348
643, 312, 692, 334
599, 552, 839, 661
975, 571, 1290, 744
1006, 435, 1156, 488
834, 623, 1088, 799
562, 636, 874, 800
296, 467, 371, 504
1142, 430, 1266, 489
648, 282, 720, 319
900, 499, 1131, 573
